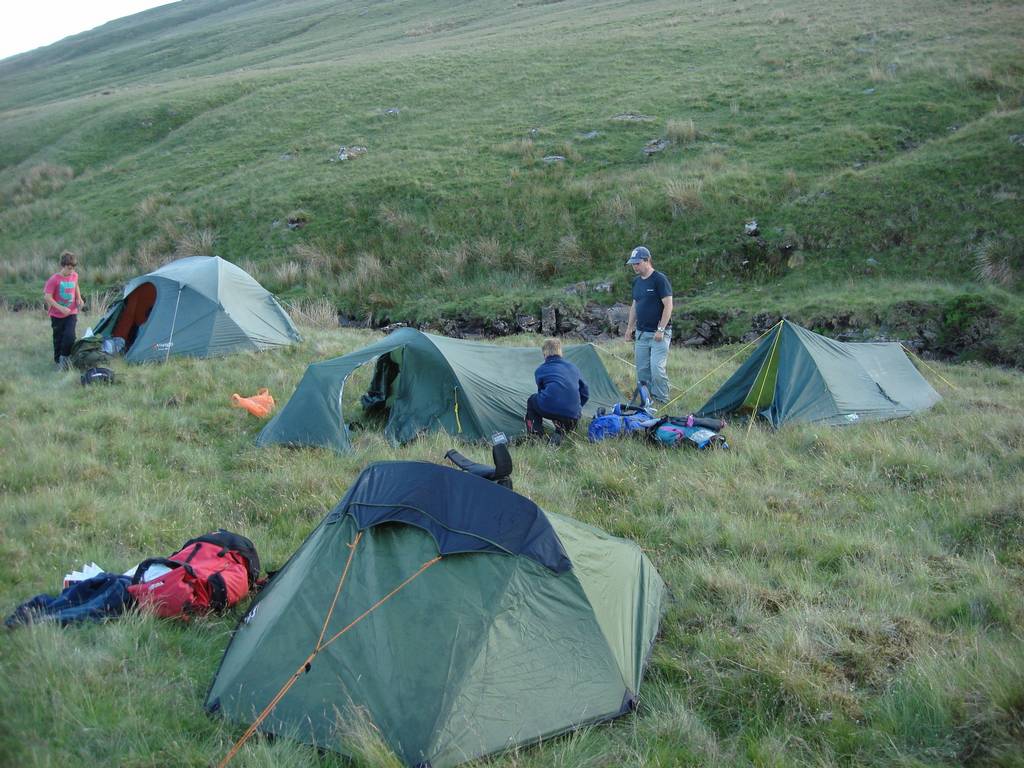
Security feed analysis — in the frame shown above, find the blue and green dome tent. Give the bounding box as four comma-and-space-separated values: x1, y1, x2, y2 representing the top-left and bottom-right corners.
206, 461, 666, 767
698, 319, 940, 427
92, 256, 301, 362
257, 328, 623, 452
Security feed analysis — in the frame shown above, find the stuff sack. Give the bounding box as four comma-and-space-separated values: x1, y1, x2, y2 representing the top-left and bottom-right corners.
588, 403, 656, 442
69, 336, 109, 371
80, 367, 115, 386
127, 530, 260, 620
231, 388, 275, 418
650, 417, 729, 450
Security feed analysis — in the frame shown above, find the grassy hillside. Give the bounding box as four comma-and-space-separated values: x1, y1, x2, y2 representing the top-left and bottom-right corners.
1, 308, 1023, 766
1, 0, 1022, 361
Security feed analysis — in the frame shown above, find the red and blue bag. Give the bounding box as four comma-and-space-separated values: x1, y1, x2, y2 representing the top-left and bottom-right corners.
127, 530, 260, 620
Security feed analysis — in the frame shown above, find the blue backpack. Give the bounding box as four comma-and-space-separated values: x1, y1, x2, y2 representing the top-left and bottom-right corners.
588, 402, 658, 442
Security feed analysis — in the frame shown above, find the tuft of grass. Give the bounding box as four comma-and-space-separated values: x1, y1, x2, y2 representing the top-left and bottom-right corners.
868, 63, 889, 83
135, 193, 170, 219
289, 297, 338, 329
973, 233, 1023, 288
86, 289, 118, 319
782, 168, 799, 194
495, 138, 539, 164
666, 178, 704, 216
604, 193, 636, 227
554, 233, 587, 268
0, 163, 73, 206
174, 228, 216, 258
345, 252, 384, 294
666, 118, 699, 144
273, 260, 303, 288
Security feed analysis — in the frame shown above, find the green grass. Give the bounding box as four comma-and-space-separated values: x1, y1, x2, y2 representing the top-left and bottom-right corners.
1, 308, 1023, 766
0, 0, 1022, 361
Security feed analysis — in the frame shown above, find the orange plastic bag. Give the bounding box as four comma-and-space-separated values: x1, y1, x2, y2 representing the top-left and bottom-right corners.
231, 388, 275, 418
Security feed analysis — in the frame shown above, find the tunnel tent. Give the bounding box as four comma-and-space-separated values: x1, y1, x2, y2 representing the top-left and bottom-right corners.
92, 256, 301, 362
206, 461, 666, 768
697, 319, 941, 427
257, 328, 623, 453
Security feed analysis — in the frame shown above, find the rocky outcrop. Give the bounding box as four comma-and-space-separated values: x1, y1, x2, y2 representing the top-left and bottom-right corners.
337, 294, 1021, 367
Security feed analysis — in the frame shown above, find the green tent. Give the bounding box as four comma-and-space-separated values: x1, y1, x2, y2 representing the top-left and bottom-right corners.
257, 328, 623, 452
698, 319, 940, 427
206, 461, 665, 767
92, 256, 301, 362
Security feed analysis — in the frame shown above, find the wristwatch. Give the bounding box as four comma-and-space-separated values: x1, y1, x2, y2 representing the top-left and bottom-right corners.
656, 326, 665, 332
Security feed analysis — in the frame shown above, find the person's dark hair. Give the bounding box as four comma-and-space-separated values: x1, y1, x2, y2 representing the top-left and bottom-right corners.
59, 250, 78, 268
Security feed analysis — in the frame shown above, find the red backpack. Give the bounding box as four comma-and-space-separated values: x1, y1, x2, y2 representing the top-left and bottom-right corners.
127, 530, 260, 620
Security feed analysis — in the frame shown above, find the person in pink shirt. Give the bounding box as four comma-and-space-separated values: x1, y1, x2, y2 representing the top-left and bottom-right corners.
43, 251, 84, 369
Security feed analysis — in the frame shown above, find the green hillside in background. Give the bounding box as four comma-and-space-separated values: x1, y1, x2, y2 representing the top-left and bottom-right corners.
1, 0, 1022, 362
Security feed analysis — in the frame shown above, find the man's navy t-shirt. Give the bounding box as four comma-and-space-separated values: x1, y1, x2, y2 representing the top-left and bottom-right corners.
631, 271, 673, 332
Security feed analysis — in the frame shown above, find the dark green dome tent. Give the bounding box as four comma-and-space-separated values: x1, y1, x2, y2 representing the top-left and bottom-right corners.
92, 256, 301, 362
257, 328, 623, 452
206, 461, 666, 768
698, 319, 940, 427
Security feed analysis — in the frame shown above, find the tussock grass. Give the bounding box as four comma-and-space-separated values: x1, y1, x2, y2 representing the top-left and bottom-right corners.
135, 193, 170, 219
974, 233, 1023, 288
0, 162, 73, 206
666, 118, 699, 144
273, 260, 303, 288
288, 297, 338, 329
0, 311, 1023, 766
175, 227, 217, 258
666, 178, 704, 216
553, 233, 587, 268
0, 249, 51, 282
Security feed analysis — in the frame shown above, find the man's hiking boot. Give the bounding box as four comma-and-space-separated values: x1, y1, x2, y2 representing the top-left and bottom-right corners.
549, 431, 564, 448
56, 356, 71, 371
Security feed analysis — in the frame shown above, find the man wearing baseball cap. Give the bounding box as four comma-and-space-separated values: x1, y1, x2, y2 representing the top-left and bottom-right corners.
623, 245, 673, 404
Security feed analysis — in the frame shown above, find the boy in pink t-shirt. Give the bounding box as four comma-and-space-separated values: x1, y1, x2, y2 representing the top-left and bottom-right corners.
43, 250, 84, 368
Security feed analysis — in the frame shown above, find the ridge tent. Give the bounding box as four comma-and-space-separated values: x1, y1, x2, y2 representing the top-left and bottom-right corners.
92, 256, 301, 362
257, 328, 623, 452
206, 461, 666, 768
698, 319, 940, 427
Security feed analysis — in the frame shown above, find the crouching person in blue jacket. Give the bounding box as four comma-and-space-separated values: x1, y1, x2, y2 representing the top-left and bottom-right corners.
525, 337, 589, 446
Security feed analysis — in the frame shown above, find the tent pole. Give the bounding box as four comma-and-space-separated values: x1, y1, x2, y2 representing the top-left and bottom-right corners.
216, 546, 441, 768
745, 322, 783, 435
453, 387, 462, 433
165, 286, 183, 363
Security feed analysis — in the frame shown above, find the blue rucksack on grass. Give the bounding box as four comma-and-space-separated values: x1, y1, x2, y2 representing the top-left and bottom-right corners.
588, 402, 658, 442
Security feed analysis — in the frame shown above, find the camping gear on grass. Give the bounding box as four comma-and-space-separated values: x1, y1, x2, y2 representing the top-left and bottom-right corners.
80, 366, 115, 386
650, 417, 729, 450
69, 336, 110, 370
92, 256, 301, 363
588, 402, 657, 442
128, 530, 260, 620
444, 431, 513, 489
698, 319, 941, 427
206, 461, 665, 768
257, 328, 622, 453
231, 388, 275, 418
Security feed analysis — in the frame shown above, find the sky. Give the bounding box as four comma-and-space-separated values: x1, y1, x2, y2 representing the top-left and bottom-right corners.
0, 1, 178, 61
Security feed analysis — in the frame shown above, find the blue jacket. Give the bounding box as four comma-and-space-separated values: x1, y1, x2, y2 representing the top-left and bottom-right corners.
535, 355, 589, 419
